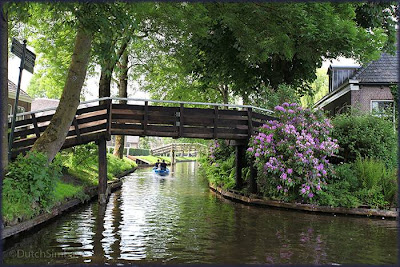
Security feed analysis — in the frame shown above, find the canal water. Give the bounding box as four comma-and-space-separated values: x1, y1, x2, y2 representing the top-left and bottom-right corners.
3, 162, 398, 264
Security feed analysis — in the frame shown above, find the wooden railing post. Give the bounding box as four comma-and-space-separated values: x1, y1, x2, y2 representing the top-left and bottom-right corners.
106, 99, 112, 141
143, 101, 148, 136
31, 113, 40, 138
72, 117, 82, 144
179, 104, 184, 138
247, 107, 253, 138
213, 106, 218, 139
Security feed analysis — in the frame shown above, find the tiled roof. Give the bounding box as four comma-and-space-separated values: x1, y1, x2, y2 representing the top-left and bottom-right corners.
31, 98, 59, 111
8, 79, 32, 99
126, 136, 140, 143
352, 51, 398, 83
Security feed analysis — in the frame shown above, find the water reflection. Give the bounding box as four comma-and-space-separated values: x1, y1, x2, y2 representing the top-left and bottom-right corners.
3, 162, 398, 265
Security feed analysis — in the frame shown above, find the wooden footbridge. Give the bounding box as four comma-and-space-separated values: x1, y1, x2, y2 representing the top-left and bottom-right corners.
8, 97, 274, 203
151, 143, 207, 163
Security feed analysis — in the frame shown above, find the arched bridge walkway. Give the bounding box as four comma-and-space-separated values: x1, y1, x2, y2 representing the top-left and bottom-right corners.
8, 97, 274, 204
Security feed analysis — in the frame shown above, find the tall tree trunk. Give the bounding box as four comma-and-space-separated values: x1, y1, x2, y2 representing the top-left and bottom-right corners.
32, 27, 92, 162
218, 84, 229, 109
1, 4, 8, 176
98, 62, 113, 100
98, 38, 129, 102
241, 92, 249, 106
113, 50, 128, 159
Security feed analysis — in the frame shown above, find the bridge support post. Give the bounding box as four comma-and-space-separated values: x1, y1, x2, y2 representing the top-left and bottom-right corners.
98, 137, 108, 205
232, 140, 246, 190
235, 145, 245, 189
249, 158, 258, 194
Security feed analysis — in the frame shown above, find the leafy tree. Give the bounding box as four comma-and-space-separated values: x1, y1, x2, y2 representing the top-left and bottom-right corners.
31, 3, 125, 162
15, 3, 79, 99
300, 68, 329, 108
134, 2, 396, 107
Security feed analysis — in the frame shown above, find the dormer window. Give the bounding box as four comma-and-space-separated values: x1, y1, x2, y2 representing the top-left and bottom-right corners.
328, 65, 360, 92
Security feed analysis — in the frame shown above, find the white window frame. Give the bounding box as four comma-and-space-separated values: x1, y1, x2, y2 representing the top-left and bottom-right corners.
370, 100, 394, 116
16, 106, 25, 121
8, 104, 12, 123
370, 100, 396, 132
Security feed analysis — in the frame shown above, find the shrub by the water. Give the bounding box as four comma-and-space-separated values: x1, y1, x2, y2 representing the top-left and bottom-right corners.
247, 103, 338, 203
353, 157, 397, 208
2, 151, 63, 223
316, 163, 361, 208
318, 158, 397, 209
331, 113, 397, 168
201, 140, 236, 189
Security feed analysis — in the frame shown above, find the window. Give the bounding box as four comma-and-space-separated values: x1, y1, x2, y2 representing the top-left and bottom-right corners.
16, 106, 25, 121
371, 100, 394, 118
8, 104, 12, 123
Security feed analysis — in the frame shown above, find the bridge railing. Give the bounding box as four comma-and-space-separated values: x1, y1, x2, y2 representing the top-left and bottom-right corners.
151, 143, 207, 156
8, 97, 275, 158
7, 101, 111, 158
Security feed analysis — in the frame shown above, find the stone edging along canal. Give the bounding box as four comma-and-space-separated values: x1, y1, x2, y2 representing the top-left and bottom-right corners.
209, 184, 398, 219
1, 168, 137, 240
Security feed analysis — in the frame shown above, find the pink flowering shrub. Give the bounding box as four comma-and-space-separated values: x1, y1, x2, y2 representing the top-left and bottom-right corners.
247, 103, 339, 202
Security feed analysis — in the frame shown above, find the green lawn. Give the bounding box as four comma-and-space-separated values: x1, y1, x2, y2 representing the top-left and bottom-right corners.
135, 155, 197, 165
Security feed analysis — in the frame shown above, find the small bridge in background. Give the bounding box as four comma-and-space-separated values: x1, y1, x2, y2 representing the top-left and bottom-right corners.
151, 143, 207, 164
8, 97, 274, 204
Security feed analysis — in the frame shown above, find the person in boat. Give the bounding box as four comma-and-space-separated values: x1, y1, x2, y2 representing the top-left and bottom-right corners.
160, 160, 167, 171
155, 159, 160, 169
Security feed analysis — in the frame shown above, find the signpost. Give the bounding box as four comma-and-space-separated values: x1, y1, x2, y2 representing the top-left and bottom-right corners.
8, 39, 36, 160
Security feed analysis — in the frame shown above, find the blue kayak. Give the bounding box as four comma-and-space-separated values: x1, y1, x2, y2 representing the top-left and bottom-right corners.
153, 167, 169, 176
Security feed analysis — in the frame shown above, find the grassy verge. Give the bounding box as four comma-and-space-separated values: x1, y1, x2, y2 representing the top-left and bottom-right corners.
135, 155, 197, 165
2, 143, 137, 227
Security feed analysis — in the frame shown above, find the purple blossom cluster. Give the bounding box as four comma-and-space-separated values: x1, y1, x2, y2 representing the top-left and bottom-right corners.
208, 140, 220, 161
247, 103, 338, 202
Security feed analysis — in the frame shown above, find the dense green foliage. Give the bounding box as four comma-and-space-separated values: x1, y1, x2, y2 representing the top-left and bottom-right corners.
331, 113, 397, 168
2, 151, 63, 224
199, 140, 236, 189
2, 143, 137, 226
134, 2, 396, 106
317, 158, 397, 209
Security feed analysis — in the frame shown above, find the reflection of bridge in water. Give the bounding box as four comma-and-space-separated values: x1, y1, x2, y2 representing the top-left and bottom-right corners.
8, 97, 274, 204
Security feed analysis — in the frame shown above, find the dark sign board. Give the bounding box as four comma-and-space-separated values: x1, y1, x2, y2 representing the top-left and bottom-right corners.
11, 38, 36, 73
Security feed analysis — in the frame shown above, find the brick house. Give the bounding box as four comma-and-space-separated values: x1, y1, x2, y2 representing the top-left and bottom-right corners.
8, 80, 33, 121
314, 51, 397, 116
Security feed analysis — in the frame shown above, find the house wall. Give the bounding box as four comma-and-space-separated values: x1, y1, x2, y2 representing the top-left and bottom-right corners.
7, 98, 31, 115
322, 91, 351, 117
351, 85, 393, 113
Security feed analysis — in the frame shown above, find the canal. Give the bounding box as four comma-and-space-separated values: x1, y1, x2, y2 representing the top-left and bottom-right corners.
3, 162, 398, 264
